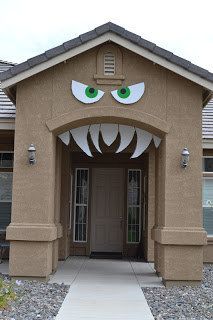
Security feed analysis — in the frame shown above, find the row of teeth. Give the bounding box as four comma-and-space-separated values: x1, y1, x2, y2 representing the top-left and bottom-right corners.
58, 124, 161, 158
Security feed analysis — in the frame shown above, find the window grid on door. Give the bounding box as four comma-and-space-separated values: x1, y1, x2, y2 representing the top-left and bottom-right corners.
127, 169, 141, 243
73, 168, 89, 242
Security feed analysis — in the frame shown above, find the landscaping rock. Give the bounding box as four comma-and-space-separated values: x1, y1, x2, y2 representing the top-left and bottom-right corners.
143, 264, 213, 320
0, 274, 69, 320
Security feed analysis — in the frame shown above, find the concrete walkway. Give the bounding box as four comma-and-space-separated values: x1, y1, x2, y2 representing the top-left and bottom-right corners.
51, 257, 163, 320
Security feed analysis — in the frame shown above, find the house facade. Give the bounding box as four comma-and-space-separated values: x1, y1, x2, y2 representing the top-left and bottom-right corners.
0, 23, 213, 286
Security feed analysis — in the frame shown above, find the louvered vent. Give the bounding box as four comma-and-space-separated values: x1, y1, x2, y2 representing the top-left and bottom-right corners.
104, 53, 115, 75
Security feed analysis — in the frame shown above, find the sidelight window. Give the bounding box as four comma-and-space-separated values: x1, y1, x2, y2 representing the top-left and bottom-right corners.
127, 169, 141, 243
74, 168, 89, 242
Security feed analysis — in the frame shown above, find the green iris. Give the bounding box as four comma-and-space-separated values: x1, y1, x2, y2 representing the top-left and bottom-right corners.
85, 86, 98, 98
117, 87, 131, 99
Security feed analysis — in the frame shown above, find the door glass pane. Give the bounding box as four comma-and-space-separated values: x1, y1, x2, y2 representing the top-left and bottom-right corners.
74, 169, 89, 242
127, 170, 141, 243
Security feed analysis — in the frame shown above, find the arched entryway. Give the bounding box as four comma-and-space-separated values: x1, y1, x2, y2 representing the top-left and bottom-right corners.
49, 107, 168, 273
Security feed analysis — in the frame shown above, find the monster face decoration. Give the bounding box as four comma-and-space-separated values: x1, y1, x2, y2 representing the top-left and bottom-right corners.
59, 124, 161, 159
71, 80, 145, 104
59, 80, 161, 158
72, 80, 104, 104
111, 83, 145, 104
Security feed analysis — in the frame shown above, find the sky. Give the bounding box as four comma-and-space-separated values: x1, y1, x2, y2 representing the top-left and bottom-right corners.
0, 0, 212, 72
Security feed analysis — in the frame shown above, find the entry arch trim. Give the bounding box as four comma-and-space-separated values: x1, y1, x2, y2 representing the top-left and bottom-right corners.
46, 106, 170, 137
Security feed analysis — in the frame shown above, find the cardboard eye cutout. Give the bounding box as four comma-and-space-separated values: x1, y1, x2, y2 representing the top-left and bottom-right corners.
111, 82, 145, 104
71, 80, 104, 104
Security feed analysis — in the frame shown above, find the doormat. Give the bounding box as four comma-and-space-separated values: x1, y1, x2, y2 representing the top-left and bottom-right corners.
90, 252, 123, 259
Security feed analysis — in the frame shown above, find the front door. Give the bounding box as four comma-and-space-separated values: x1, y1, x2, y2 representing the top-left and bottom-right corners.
91, 168, 124, 253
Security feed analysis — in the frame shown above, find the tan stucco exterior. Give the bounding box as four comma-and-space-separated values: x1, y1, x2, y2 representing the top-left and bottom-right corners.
3, 41, 209, 284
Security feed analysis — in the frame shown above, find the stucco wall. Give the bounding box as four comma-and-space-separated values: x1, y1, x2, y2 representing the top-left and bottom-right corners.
6, 43, 207, 282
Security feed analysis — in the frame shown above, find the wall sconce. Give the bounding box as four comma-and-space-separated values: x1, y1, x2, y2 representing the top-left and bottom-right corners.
28, 144, 36, 165
181, 147, 189, 168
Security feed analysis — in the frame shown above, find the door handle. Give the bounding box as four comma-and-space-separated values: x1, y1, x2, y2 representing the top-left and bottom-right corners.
120, 217, 123, 228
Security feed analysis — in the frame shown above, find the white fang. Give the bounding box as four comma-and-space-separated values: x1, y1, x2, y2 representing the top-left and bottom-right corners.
100, 124, 118, 146
116, 125, 135, 153
131, 129, 152, 158
58, 132, 70, 146
153, 135, 161, 148
89, 124, 102, 153
70, 126, 92, 157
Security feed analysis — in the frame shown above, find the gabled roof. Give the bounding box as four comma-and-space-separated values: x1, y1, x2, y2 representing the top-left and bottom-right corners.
0, 60, 16, 119
0, 22, 213, 99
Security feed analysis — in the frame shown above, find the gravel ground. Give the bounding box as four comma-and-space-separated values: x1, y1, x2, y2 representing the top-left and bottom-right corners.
0, 274, 69, 320
143, 264, 213, 320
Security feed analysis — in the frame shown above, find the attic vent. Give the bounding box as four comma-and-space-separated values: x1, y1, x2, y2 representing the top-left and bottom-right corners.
104, 53, 115, 75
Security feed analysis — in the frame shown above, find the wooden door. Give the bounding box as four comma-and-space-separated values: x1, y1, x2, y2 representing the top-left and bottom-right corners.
91, 168, 124, 252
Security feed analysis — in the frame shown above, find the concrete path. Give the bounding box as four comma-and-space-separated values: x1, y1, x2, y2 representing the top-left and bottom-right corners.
52, 257, 163, 320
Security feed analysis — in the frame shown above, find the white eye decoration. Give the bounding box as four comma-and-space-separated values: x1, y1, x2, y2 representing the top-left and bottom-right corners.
111, 82, 145, 104
71, 80, 104, 104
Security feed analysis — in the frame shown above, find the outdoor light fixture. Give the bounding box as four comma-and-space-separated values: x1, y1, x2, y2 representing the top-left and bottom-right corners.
181, 147, 189, 168
28, 144, 36, 165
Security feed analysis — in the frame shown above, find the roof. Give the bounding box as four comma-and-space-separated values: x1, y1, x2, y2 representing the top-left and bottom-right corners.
0, 60, 16, 119
0, 22, 213, 94
202, 99, 213, 139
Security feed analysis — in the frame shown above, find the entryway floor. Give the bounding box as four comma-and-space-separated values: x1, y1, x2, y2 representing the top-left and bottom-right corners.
51, 256, 163, 320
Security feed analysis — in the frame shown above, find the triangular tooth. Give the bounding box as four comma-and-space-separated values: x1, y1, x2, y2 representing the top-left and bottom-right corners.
89, 124, 102, 153
70, 126, 93, 157
100, 124, 118, 146
131, 129, 152, 158
58, 132, 70, 145
153, 135, 161, 148
116, 125, 135, 153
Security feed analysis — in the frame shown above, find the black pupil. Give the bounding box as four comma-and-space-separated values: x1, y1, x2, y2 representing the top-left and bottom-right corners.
89, 88, 95, 94
120, 88, 126, 94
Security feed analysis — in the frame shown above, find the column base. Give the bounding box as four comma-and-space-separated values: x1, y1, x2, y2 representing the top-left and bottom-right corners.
9, 241, 53, 278
163, 279, 201, 288
12, 275, 50, 282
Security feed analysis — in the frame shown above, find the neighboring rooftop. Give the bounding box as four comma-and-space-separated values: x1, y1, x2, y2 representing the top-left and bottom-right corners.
203, 99, 213, 140
0, 60, 16, 119
0, 22, 212, 89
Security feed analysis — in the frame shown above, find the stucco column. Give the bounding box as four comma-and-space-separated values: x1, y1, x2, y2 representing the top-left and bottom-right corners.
152, 134, 207, 286
6, 74, 63, 279
6, 131, 59, 278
